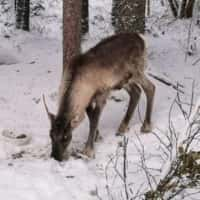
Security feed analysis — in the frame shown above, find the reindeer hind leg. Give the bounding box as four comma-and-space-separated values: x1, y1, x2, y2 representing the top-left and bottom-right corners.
139, 75, 155, 133
116, 83, 141, 136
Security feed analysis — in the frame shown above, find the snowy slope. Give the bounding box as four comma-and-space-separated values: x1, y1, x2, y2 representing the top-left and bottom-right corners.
0, 0, 200, 200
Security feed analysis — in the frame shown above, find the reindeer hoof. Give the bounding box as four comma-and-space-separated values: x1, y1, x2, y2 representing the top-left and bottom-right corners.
95, 135, 103, 142
82, 147, 95, 159
140, 123, 152, 133
95, 130, 103, 142
116, 132, 124, 136
116, 125, 129, 136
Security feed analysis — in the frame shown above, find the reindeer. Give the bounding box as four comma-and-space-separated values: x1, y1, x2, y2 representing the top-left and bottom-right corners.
43, 33, 155, 161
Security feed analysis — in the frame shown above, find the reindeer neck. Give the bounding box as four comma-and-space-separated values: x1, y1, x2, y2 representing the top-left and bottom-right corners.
57, 77, 95, 122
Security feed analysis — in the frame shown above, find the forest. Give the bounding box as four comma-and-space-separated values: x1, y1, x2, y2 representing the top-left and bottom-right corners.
0, 0, 200, 199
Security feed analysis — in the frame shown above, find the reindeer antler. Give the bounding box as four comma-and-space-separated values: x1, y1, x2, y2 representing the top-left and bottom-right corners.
42, 94, 55, 122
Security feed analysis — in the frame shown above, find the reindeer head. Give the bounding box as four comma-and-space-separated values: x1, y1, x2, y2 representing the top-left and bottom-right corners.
43, 95, 75, 161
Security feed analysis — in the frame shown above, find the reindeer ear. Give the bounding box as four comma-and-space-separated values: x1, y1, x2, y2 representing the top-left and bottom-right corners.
42, 94, 55, 123
48, 112, 55, 124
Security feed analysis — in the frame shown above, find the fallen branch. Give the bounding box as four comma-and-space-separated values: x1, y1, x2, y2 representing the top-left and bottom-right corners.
148, 72, 184, 94
192, 57, 200, 66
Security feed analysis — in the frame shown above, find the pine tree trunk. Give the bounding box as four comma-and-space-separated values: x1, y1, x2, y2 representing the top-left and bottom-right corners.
173, 0, 179, 10
180, 0, 187, 18
111, 0, 119, 27
63, 0, 82, 73
112, 0, 146, 33
168, 0, 178, 17
169, 0, 196, 18
81, 0, 89, 35
15, 0, 30, 31
186, 0, 196, 18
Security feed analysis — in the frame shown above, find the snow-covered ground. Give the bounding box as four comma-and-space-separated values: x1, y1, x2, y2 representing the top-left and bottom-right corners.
0, 0, 200, 199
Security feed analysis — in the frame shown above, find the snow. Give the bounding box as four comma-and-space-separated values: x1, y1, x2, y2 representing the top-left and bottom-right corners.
0, 0, 200, 199
0, 45, 19, 65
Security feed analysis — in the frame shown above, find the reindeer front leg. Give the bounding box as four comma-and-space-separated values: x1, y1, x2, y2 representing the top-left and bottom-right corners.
83, 93, 107, 158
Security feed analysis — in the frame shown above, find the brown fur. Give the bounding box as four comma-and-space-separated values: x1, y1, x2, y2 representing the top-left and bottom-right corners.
46, 33, 155, 161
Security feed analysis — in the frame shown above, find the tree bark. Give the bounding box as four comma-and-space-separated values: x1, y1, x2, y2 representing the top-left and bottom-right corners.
63, 0, 82, 73
173, 0, 179, 10
111, 0, 119, 27
147, 0, 150, 16
168, 0, 196, 18
168, 0, 178, 17
81, 0, 89, 35
180, 0, 187, 18
15, 0, 30, 31
186, 0, 196, 18
112, 0, 146, 33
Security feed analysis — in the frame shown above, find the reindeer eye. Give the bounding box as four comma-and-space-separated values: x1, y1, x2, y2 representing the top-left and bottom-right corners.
63, 135, 68, 141
50, 131, 54, 139
62, 134, 72, 143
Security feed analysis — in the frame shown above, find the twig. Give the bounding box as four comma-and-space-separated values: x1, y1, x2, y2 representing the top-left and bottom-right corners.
123, 137, 129, 200
134, 134, 155, 191
94, 187, 103, 200
151, 131, 171, 155
168, 96, 177, 160
189, 80, 195, 117
148, 72, 184, 94
192, 57, 200, 66
176, 85, 188, 120
185, 18, 193, 62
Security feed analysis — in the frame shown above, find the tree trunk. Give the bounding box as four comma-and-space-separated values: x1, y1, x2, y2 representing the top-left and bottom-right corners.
168, 0, 178, 17
147, 0, 150, 16
112, 0, 146, 33
173, 0, 179, 10
180, 0, 187, 18
15, 0, 30, 31
81, 0, 89, 35
186, 0, 196, 18
63, 0, 82, 73
111, 0, 119, 27
168, 0, 196, 18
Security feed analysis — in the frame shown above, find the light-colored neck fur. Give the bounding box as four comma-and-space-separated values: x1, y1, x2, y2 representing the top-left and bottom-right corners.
57, 75, 95, 124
